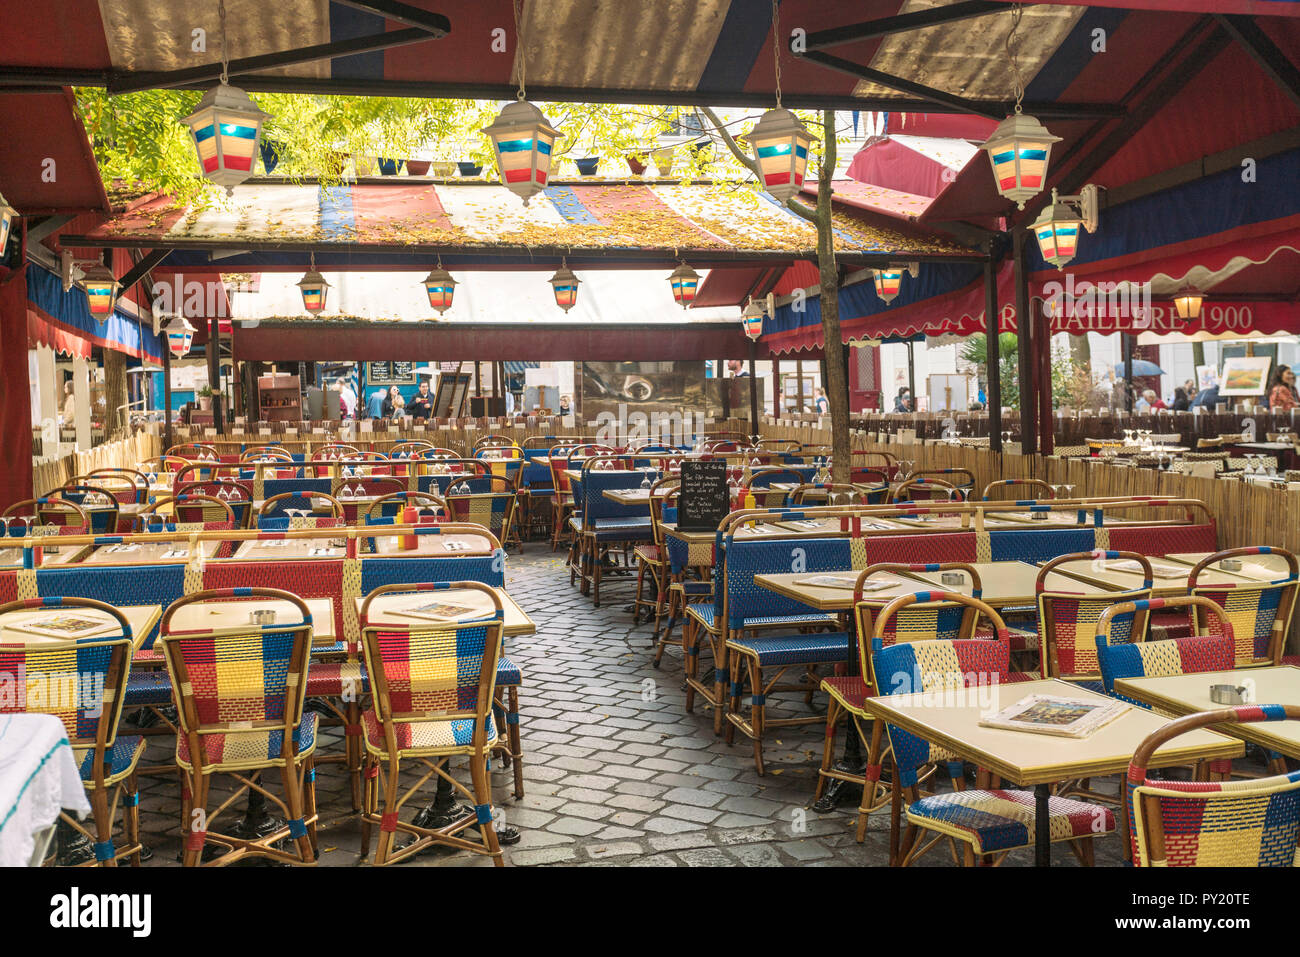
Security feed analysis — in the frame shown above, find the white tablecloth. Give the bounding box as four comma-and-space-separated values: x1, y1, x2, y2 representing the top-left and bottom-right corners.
0, 714, 91, 867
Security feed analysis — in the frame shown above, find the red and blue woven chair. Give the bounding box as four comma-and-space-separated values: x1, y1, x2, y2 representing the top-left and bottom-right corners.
1186, 547, 1299, 667
1036, 551, 1156, 692
3, 497, 91, 535
0, 597, 143, 866
80, 468, 151, 505
982, 478, 1055, 501
1126, 705, 1300, 866
357, 581, 507, 866
158, 587, 319, 866
443, 474, 517, 547
870, 592, 1114, 866
142, 494, 235, 535
53, 484, 121, 534
634, 476, 677, 640
174, 480, 254, 528
818, 564, 1000, 842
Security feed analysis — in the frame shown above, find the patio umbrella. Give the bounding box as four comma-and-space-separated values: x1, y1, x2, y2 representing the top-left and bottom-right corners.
1114, 359, 1166, 377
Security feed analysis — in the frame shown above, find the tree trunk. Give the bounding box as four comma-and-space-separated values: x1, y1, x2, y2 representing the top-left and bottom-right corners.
103, 348, 128, 440
814, 110, 850, 483
1069, 333, 1090, 366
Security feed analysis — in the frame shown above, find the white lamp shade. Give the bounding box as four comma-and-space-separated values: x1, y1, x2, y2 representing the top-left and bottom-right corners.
981, 113, 1061, 209
482, 100, 562, 205
748, 108, 818, 202
183, 82, 269, 192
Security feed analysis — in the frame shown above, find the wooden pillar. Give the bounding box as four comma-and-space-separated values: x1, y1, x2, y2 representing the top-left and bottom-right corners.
475, 360, 482, 396
1121, 332, 1135, 412
772, 356, 781, 416
1036, 299, 1054, 455
104, 348, 128, 439
905, 341, 916, 406
984, 245, 1003, 453
720, 358, 731, 419
1013, 227, 1037, 453
36, 346, 58, 453
748, 344, 759, 440
162, 344, 173, 450
73, 354, 91, 451
796, 359, 805, 412
208, 317, 224, 432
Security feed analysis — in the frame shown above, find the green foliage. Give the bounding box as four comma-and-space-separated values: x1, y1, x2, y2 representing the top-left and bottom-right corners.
960, 333, 1020, 409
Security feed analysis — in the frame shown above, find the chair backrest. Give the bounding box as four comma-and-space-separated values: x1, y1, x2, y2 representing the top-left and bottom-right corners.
259, 490, 344, 520
850, 450, 897, 474
1095, 596, 1236, 701
167, 443, 220, 461
983, 477, 1055, 501
240, 446, 294, 463
647, 477, 679, 548
2, 498, 90, 534
389, 442, 434, 460
81, 468, 150, 504
365, 490, 444, 521
1188, 547, 1300, 666
0, 598, 133, 762
158, 587, 314, 769
475, 444, 523, 461
358, 581, 504, 752
139, 454, 191, 477
54, 484, 120, 533
444, 475, 516, 539
870, 592, 1011, 785
1127, 705, 1300, 866
721, 535, 852, 629
1036, 550, 1155, 681
175, 480, 253, 527
747, 467, 808, 507
789, 483, 873, 506
853, 565, 983, 685
475, 434, 513, 449
892, 476, 961, 503
312, 444, 360, 461
146, 494, 235, 529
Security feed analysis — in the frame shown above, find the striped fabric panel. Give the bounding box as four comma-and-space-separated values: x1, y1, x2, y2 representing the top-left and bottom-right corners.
173, 629, 296, 725
1196, 586, 1286, 662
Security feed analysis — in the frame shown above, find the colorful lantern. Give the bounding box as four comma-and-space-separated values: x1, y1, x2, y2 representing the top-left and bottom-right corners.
748, 108, 817, 202
741, 297, 765, 340
873, 267, 904, 304
164, 316, 196, 357
78, 264, 120, 318
422, 261, 458, 315
182, 81, 269, 194
980, 113, 1061, 210
1030, 185, 1098, 270
482, 100, 562, 205
297, 259, 330, 314
0, 190, 15, 255
1172, 285, 1204, 321
668, 262, 700, 309
549, 260, 580, 312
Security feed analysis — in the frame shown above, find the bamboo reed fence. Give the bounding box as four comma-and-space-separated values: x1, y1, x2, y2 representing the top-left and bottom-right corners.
32, 431, 162, 497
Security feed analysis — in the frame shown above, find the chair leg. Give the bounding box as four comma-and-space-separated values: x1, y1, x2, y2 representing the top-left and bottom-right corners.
814, 698, 842, 803
593, 542, 604, 606
508, 685, 524, 800
374, 757, 402, 866
632, 561, 646, 624
182, 772, 209, 868
358, 758, 375, 860
278, 761, 315, 865
859, 718, 886, 845
302, 758, 319, 854
89, 785, 116, 868
724, 654, 743, 746
125, 772, 141, 866
682, 619, 699, 713
469, 751, 505, 867
711, 640, 729, 736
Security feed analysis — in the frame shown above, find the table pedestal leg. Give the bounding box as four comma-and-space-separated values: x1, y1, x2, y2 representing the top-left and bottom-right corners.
1035, 783, 1051, 867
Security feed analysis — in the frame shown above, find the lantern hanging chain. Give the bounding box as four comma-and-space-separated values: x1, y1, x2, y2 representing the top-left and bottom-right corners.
1005, 3, 1025, 114
513, 0, 526, 101
771, 0, 783, 108
218, 0, 230, 85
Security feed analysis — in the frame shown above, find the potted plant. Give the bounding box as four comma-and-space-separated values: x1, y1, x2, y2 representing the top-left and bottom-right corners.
377, 157, 404, 175
431, 161, 457, 178
405, 159, 431, 175
457, 160, 483, 176
625, 152, 648, 175
574, 156, 600, 176
652, 146, 674, 177
197, 386, 213, 411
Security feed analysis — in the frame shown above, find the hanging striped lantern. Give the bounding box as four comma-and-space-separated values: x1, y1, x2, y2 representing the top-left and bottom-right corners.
1030, 189, 1083, 269
980, 113, 1061, 210
422, 263, 458, 314
78, 264, 120, 318
482, 100, 562, 205
0, 190, 15, 256
748, 108, 817, 202
872, 267, 904, 304
297, 267, 330, 313
549, 261, 580, 312
741, 297, 765, 340
165, 316, 196, 357
668, 262, 700, 309
182, 81, 269, 194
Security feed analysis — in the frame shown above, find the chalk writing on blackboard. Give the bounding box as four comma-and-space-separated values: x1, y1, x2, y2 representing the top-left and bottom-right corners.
678, 460, 729, 532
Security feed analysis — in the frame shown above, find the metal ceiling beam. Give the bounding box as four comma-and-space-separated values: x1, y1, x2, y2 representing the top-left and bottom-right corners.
107, 27, 445, 95
23, 215, 73, 246
802, 2, 1010, 51
115, 248, 171, 296
794, 50, 1120, 120
1216, 14, 1300, 110
330, 0, 453, 34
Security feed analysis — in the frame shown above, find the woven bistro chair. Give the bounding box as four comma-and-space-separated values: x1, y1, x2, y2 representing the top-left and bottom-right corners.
475, 434, 515, 450
365, 490, 445, 522
1036, 551, 1156, 692
389, 441, 435, 460
140, 495, 235, 537
331, 476, 407, 522
256, 491, 346, 531
80, 468, 150, 504
817, 565, 996, 841
175, 480, 254, 528
139, 454, 192, 478
53, 483, 121, 534
546, 445, 580, 552
633, 476, 677, 634
357, 581, 507, 866
788, 482, 875, 506
1185, 547, 1300, 667
3, 497, 91, 535
239, 446, 295, 464
745, 467, 807, 507
167, 442, 221, 461
1126, 706, 1300, 866
0, 598, 143, 866
982, 478, 1055, 501
870, 592, 1115, 866
443, 474, 518, 545
158, 587, 319, 866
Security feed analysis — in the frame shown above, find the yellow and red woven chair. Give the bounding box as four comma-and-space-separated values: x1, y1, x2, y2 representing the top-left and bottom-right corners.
138, 495, 235, 538
175, 481, 254, 528
1036, 551, 1156, 692
139, 454, 191, 478
870, 592, 1114, 866
357, 581, 507, 866
1185, 547, 1299, 667
166, 442, 220, 461
158, 588, 319, 866
443, 474, 517, 546
3, 497, 91, 535
1126, 706, 1300, 866
332, 476, 407, 522
239, 446, 295, 464
0, 597, 143, 866
80, 468, 151, 504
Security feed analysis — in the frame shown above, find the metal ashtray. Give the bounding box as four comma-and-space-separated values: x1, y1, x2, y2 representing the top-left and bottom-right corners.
1031, 512, 1049, 521
940, 572, 965, 586
1219, 558, 1243, 571
249, 608, 277, 626
1209, 684, 1249, 705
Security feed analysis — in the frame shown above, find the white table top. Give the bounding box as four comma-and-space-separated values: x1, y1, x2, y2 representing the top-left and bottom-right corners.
0, 604, 161, 651
356, 587, 535, 637
233, 538, 347, 561
165, 596, 336, 644
81, 540, 221, 565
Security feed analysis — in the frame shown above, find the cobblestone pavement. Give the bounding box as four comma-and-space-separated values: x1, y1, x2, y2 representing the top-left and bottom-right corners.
132, 548, 1125, 866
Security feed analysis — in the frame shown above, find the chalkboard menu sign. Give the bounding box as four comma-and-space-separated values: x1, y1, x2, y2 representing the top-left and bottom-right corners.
368, 361, 416, 385
677, 460, 730, 532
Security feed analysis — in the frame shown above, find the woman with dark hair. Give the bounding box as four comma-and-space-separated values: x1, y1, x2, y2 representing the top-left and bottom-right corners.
893, 387, 912, 413
1268, 365, 1299, 411
1171, 386, 1190, 411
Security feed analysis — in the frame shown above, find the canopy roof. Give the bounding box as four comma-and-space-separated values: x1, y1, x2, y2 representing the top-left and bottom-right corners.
59, 180, 979, 271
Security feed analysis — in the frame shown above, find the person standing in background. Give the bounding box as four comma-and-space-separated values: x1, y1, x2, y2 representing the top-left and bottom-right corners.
814, 388, 829, 414
408, 379, 433, 419
60, 380, 76, 423
1268, 365, 1299, 411
366, 388, 387, 419
381, 384, 401, 418
558, 394, 572, 417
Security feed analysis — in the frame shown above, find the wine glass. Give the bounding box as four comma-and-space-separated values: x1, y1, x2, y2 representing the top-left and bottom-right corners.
640, 470, 653, 491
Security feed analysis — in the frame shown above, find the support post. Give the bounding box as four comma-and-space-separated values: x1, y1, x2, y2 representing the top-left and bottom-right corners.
1013, 227, 1037, 453
162, 344, 173, 450
209, 317, 224, 432
984, 243, 1002, 452
1036, 298, 1054, 455
73, 354, 91, 451
772, 356, 781, 416
748, 343, 759, 441
1122, 332, 1135, 412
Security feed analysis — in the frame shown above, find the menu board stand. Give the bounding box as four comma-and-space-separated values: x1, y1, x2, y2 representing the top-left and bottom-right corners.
677, 460, 729, 532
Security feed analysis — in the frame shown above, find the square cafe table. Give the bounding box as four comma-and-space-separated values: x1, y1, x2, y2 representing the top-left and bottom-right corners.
233, 539, 348, 561
166, 596, 337, 648
1042, 555, 1256, 597
1115, 665, 1300, 760
0, 542, 89, 567
355, 586, 536, 637
861, 678, 1242, 865
371, 531, 494, 556
81, 539, 222, 565
1163, 551, 1294, 582
0, 603, 161, 651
